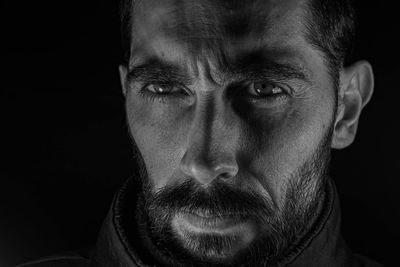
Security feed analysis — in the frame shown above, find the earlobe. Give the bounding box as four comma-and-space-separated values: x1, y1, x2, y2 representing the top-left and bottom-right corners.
331, 61, 374, 149
119, 65, 129, 96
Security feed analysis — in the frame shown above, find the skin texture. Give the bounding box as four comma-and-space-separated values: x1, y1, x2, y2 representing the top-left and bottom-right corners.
119, 0, 374, 265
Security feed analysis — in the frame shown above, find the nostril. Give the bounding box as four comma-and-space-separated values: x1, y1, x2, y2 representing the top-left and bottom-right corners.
218, 172, 233, 180
215, 164, 238, 180
180, 155, 238, 185
180, 146, 239, 184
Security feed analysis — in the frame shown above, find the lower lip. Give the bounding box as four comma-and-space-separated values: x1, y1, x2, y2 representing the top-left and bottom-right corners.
174, 212, 248, 234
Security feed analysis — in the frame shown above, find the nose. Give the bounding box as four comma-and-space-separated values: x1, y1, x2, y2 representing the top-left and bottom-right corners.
180, 148, 239, 185
179, 99, 239, 185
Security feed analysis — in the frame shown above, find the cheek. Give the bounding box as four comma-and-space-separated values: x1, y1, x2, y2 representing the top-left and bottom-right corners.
126, 93, 192, 188
240, 95, 334, 205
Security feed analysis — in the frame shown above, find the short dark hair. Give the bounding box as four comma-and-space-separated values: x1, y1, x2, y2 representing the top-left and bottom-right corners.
119, 0, 356, 88
304, 0, 356, 90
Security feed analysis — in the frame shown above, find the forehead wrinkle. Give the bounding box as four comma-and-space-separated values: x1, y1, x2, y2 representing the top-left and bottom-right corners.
162, 0, 273, 43
163, 0, 301, 41
132, 0, 305, 42
131, 0, 311, 76
132, 0, 229, 69
162, 0, 223, 39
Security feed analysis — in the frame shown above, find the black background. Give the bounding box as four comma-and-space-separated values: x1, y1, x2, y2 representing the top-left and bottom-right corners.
2, 1, 399, 266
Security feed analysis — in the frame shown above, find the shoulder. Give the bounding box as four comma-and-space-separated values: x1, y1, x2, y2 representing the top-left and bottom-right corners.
15, 249, 92, 267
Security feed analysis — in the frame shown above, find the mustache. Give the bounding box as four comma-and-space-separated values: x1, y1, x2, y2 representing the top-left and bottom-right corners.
144, 179, 275, 221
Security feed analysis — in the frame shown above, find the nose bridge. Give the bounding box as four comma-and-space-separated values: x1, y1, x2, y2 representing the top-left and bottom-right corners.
196, 95, 219, 150
192, 58, 229, 149
180, 95, 238, 185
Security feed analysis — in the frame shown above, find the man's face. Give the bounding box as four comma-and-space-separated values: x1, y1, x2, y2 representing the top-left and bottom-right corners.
123, 0, 336, 265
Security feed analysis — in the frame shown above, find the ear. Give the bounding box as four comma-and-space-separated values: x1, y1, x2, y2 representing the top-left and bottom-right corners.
331, 61, 374, 149
119, 64, 129, 97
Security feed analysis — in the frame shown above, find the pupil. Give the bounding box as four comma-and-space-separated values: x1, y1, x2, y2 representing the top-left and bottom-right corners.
255, 82, 270, 94
155, 85, 164, 93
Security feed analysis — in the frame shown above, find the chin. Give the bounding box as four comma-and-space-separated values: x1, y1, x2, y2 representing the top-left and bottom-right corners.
171, 212, 257, 263
177, 233, 246, 263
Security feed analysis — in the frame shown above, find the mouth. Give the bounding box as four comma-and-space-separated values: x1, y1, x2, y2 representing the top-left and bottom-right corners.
171, 211, 257, 258
173, 211, 253, 235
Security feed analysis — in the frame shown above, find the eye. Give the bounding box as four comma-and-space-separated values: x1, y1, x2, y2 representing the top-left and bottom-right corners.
237, 81, 291, 107
249, 82, 284, 97
145, 84, 177, 94
138, 83, 190, 103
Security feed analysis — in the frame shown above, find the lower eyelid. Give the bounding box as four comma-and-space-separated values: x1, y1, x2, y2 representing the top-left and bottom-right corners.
247, 93, 289, 105
137, 87, 191, 104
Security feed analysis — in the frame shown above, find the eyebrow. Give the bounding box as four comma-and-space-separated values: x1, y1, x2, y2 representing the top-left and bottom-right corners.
127, 58, 193, 85
224, 52, 313, 85
127, 53, 312, 87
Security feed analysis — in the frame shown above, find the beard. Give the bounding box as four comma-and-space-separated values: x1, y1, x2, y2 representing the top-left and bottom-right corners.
128, 126, 333, 267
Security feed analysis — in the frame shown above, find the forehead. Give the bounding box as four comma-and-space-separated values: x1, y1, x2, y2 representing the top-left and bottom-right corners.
130, 0, 308, 67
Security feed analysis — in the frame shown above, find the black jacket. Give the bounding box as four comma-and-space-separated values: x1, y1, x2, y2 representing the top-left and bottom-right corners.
17, 179, 384, 267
